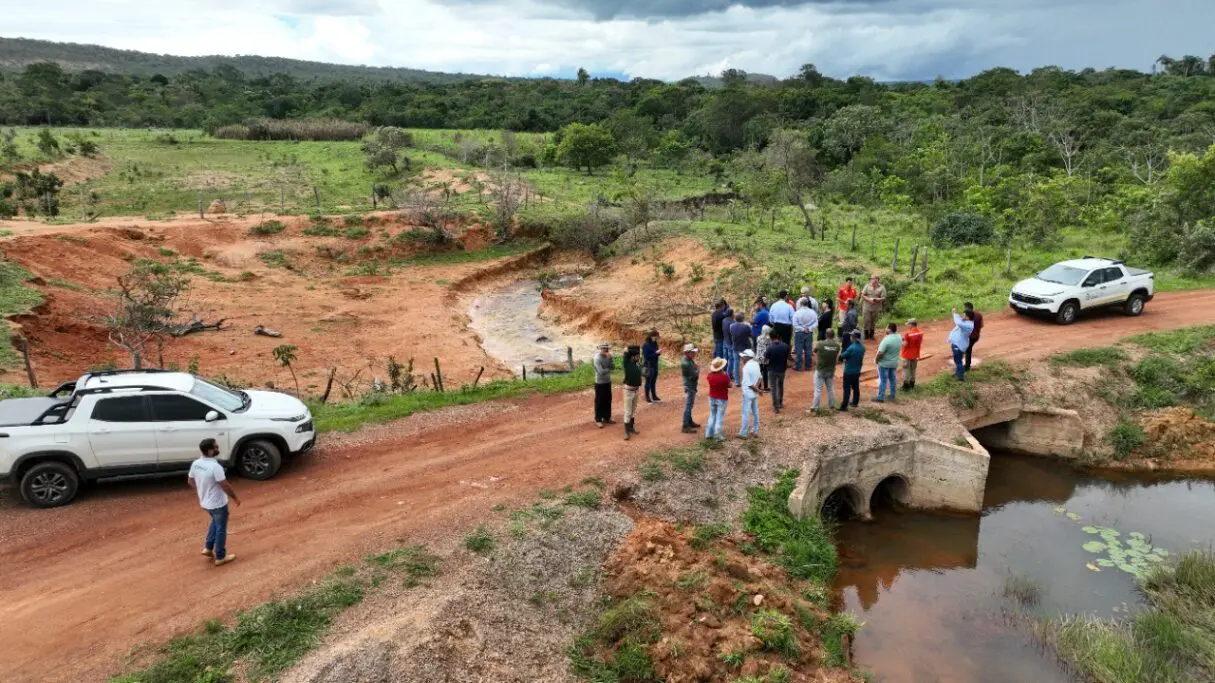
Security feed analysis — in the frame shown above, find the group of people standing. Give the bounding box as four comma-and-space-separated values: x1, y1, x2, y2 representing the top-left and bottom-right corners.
591, 278, 986, 440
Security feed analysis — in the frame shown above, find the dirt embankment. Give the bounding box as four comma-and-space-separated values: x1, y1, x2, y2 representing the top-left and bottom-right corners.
0, 215, 546, 389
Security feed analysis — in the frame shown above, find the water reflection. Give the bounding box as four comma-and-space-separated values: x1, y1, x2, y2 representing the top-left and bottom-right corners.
467, 278, 600, 377
833, 454, 1215, 683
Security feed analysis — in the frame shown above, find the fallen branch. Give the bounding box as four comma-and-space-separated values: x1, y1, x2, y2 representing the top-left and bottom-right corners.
254, 325, 283, 338
169, 316, 227, 337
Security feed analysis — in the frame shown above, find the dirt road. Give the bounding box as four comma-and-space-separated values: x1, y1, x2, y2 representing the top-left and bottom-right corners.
2, 291, 1213, 683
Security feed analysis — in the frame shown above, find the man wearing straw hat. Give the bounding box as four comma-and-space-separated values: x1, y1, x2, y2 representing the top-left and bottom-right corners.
704, 356, 730, 440
593, 342, 615, 428
680, 343, 701, 434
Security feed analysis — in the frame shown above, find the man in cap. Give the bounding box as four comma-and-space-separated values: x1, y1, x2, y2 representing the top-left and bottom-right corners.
861, 275, 887, 340
739, 349, 763, 438
622, 345, 643, 440
680, 343, 701, 434
593, 342, 615, 427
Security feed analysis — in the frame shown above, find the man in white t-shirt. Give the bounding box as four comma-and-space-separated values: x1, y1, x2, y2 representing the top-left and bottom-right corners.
739, 349, 763, 438
188, 438, 242, 566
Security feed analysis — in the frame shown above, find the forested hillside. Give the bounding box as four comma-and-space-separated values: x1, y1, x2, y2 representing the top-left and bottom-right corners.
0, 37, 486, 84
2, 51, 1215, 272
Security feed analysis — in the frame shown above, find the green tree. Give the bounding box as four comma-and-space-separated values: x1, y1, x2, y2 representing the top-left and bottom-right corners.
763, 129, 822, 234
576, 67, 589, 86
0, 129, 20, 164
556, 122, 616, 175
35, 129, 60, 157
652, 130, 693, 173
272, 344, 300, 395
105, 260, 190, 369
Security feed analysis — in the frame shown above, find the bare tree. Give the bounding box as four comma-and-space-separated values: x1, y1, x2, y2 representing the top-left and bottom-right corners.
486, 170, 527, 241
1121, 143, 1168, 185
764, 129, 821, 235
105, 260, 190, 368
1046, 125, 1084, 177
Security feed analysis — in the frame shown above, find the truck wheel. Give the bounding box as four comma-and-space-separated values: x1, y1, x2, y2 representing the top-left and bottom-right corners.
1056, 302, 1079, 325
235, 440, 282, 480
20, 461, 80, 508
1125, 293, 1146, 316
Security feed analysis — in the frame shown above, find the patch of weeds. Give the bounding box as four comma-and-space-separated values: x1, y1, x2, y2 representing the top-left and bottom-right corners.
333, 565, 357, 578
344, 226, 370, 240
666, 447, 705, 474
1050, 347, 1128, 368
538, 489, 558, 500
751, 610, 800, 658
236, 270, 257, 282
569, 566, 597, 589
821, 612, 863, 667
851, 407, 891, 424
1002, 571, 1043, 607
529, 590, 559, 606
689, 523, 731, 551
920, 360, 1029, 408
718, 648, 746, 668
302, 222, 340, 237
248, 220, 286, 237
343, 214, 364, 227
674, 569, 708, 591
639, 458, 666, 482
1105, 417, 1149, 461
564, 490, 602, 509
157, 247, 177, 257
491, 503, 506, 512
580, 476, 606, 490
953, 437, 970, 448
742, 469, 838, 583
1129, 326, 1215, 354
258, 251, 292, 270
364, 544, 441, 587
569, 593, 661, 683
463, 525, 495, 554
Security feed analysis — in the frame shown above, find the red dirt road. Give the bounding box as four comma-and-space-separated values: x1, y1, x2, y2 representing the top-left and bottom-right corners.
2, 291, 1214, 683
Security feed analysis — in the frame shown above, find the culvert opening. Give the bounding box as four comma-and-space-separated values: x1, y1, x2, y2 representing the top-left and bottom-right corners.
870, 475, 911, 513
821, 485, 864, 521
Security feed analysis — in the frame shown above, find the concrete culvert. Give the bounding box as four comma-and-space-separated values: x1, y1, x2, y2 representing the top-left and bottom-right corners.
820, 485, 865, 521
870, 475, 911, 513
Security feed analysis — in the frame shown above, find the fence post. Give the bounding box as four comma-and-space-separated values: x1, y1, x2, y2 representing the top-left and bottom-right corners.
522, 365, 527, 381
280, 187, 285, 214
891, 237, 900, 273
371, 184, 377, 210
1005, 248, 1013, 276
19, 337, 37, 388
314, 186, 320, 213
199, 193, 204, 219
433, 357, 444, 393
567, 346, 574, 370
850, 223, 858, 252
909, 245, 919, 276
870, 224, 876, 259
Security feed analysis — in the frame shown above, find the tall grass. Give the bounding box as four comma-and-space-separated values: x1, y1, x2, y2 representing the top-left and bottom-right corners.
1042, 551, 1215, 683
213, 118, 370, 142
742, 469, 838, 584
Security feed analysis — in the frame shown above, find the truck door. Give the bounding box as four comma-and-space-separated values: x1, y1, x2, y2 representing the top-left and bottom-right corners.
147, 394, 231, 470
86, 396, 159, 468
1099, 266, 1131, 304
1080, 270, 1104, 306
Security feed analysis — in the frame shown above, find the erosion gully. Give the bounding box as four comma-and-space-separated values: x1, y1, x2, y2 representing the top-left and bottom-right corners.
467, 277, 600, 377
834, 452, 1215, 683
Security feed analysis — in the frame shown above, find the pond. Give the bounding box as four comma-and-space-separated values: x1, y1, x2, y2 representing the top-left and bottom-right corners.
467, 278, 601, 377
833, 453, 1215, 683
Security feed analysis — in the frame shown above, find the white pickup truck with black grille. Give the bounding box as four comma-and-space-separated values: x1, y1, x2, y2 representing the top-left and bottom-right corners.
1009, 257, 1155, 325
0, 369, 315, 508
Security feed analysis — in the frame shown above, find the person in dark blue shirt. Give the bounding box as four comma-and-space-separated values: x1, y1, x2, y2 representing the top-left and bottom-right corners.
764, 330, 791, 413
642, 329, 662, 403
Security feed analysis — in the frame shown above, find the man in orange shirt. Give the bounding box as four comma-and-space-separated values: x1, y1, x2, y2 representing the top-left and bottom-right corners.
901, 318, 924, 390
837, 277, 858, 316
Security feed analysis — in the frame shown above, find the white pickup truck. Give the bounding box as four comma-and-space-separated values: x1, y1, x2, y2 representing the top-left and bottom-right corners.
1009, 257, 1155, 325
0, 369, 315, 508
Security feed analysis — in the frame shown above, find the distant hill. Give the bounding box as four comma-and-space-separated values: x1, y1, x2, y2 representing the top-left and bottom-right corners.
0, 37, 494, 84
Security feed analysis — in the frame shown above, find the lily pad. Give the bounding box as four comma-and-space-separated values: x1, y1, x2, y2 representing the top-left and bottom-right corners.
1083, 541, 1107, 553
1096, 559, 1115, 567
1082, 526, 1100, 534
1129, 532, 1146, 540
1054, 506, 1067, 514
1066, 512, 1082, 521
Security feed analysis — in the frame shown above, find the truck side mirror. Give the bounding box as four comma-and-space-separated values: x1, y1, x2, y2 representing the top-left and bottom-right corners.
205, 411, 220, 422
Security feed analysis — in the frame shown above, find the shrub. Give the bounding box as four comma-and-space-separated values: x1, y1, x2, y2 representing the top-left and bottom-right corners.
248, 220, 286, 237
463, 525, 494, 553
750, 610, 799, 658
213, 118, 370, 142
931, 211, 995, 247
344, 226, 370, 240
1106, 418, 1147, 460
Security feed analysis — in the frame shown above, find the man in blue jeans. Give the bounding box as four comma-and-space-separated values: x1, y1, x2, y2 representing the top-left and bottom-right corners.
188, 438, 242, 566
874, 322, 902, 402
792, 299, 818, 371
948, 307, 976, 381
739, 349, 763, 438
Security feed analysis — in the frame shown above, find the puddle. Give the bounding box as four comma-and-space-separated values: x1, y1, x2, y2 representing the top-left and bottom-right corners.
468, 278, 601, 377
833, 454, 1215, 683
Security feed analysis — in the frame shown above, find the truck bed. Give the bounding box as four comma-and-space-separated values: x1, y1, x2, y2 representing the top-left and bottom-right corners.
0, 397, 70, 427
1126, 267, 1152, 277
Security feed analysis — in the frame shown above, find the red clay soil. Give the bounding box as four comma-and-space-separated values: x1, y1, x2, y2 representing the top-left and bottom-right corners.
1, 275, 1214, 680
0, 215, 522, 389
599, 518, 857, 683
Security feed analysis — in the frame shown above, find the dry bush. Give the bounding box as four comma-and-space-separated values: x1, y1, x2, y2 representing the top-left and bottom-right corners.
213, 118, 370, 142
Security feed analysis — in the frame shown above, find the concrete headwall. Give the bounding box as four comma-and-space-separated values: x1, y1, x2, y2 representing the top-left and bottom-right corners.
788, 437, 990, 520
960, 396, 1085, 459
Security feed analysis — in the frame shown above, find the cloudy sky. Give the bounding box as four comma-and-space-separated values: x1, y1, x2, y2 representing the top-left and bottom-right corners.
5, 0, 1213, 81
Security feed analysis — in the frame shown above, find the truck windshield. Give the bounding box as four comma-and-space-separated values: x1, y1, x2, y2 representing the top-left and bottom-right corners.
1036, 264, 1087, 286
189, 378, 247, 412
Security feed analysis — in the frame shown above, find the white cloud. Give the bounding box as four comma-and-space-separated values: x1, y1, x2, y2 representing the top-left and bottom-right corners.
3, 0, 1212, 81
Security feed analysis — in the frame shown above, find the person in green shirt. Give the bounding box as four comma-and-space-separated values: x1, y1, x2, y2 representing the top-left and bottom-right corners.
622, 345, 643, 440
680, 344, 701, 434
874, 323, 903, 403
812, 329, 842, 410
838, 330, 865, 411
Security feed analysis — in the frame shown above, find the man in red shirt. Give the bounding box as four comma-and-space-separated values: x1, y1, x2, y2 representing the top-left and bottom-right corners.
703, 357, 731, 441
963, 302, 984, 372
837, 277, 858, 317
901, 318, 924, 390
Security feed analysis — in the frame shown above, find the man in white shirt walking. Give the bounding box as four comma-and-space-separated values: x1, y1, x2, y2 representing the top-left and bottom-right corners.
188, 438, 242, 566
792, 299, 819, 371
739, 349, 763, 439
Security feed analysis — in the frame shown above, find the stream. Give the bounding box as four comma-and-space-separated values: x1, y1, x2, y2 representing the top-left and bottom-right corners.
467, 278, 601, 377
833, 453, 1215, 683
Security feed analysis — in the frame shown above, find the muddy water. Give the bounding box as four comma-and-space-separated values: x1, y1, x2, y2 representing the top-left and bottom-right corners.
834, 454, 1215, 683
467, 279, 601, 377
